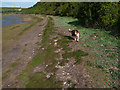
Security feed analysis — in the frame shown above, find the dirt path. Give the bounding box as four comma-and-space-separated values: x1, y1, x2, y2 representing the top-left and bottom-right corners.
54, 26, 91, 88
2, 16, 48, 88
2, 15, 117, 88
41, 16, 91, 88
3, 15, 92, 88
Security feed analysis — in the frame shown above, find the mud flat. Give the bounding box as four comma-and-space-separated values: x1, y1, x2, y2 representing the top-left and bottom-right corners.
2, 14, 45, 87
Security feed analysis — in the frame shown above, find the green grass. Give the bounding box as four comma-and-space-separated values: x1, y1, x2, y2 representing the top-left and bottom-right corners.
25, 73, 62, 88
55, 16, 119, 88
57, 34, 88, 64
18, 16, 87, 88
18, 17, 62, 88
41, 17, 56, 46
18, 17, 43, 36
18, 23, 34, 36
10, 25, 20, 30
11, 62, 21, 68
64, 50, 88, 64
6, 69, 11, 73
67, 80, 71, 84
55, 16, 119, 69
49, 17, 53, 20
59, 60, 69, 66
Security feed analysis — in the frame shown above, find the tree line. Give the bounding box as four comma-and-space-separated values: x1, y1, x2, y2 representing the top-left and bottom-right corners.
2, 7, 21, 13
22, 2, 120, 35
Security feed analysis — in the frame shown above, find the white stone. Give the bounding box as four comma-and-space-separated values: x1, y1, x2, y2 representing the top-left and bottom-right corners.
54, 43, 57, 46
58, 49, 61, 52
42, 48, 44, 50
46, 65, 48, 67
54, 39, 58, 42
101, 44, 103, 47
61, 48, 63, 50
39, 34, 42, 36
64, 82, 67, 85
55, 65, 58, 68
51, 73, 53, 75
46, 75, 50, 78
55, 50, 59, 53
67, 73, 70, 75
73, 65, 75, 67
8, 85, 10, 87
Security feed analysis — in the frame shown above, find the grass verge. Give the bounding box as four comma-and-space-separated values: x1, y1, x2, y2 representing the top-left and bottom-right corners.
18, 17, 61, 88
10, 25, 20, 30
18, 17, 43, 36
55, 16, 120, 88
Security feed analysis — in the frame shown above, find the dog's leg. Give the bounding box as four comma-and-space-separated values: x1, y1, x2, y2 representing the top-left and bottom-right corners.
75, 37, 77, 42
77, 33, 79, 42
74, 38, 76, 41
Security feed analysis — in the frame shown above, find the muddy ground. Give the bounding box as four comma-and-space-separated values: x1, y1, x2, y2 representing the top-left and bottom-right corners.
2, 15, 48, 87
2, 15, 113, 88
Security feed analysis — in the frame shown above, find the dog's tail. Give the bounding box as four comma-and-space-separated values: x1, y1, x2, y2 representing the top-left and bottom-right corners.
68, 28, 72, 32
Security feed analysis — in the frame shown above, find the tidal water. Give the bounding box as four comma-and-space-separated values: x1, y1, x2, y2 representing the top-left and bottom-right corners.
1, 15, 23, 27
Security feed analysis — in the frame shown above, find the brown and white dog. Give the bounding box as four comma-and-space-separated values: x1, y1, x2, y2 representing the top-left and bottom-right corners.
68, 28, 79, 42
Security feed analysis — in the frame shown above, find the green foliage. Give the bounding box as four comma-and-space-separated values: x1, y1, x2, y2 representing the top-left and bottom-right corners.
67, 80, 71, 84
77, 3, 119, 30
22, 2, 119, 34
